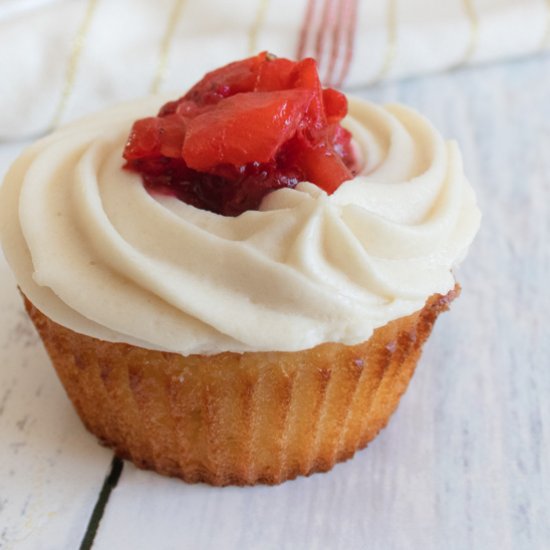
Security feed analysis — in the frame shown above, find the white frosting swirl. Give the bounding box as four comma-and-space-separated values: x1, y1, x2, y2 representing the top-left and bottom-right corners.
0, 97, 480, 355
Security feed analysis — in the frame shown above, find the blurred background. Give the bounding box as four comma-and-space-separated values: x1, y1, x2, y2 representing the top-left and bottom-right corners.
1, 0, 549, 139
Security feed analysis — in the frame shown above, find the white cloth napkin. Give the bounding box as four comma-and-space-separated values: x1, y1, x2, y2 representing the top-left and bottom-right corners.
1, 0, 549, 139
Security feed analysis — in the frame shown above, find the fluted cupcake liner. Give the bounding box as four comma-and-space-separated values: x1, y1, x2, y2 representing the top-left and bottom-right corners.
23, 287, 457, 486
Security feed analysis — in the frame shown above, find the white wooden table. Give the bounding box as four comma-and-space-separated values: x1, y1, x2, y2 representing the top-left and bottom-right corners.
1, 55, 549, 550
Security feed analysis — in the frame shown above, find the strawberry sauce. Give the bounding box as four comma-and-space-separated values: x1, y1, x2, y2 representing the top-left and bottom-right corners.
123, 52, 358, 216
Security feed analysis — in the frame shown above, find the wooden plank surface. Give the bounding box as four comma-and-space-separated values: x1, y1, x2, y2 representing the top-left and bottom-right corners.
1, 55, 550, 549
0, 257, 114, 550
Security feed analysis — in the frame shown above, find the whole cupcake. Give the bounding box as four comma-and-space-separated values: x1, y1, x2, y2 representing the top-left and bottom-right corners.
0, 53, 480, 485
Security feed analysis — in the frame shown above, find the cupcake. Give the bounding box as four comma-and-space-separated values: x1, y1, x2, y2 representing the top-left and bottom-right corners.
0, 53, 480, 485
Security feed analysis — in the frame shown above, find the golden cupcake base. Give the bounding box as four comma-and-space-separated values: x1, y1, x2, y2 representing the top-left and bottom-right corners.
24, 287, 457, 486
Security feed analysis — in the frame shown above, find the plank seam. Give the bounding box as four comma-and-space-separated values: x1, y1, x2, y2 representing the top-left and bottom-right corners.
79, 456, 124, 550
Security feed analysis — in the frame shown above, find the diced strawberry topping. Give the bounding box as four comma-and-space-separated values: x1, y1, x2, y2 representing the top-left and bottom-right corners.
183, 90, 315, 171
123, 52, 359, 216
